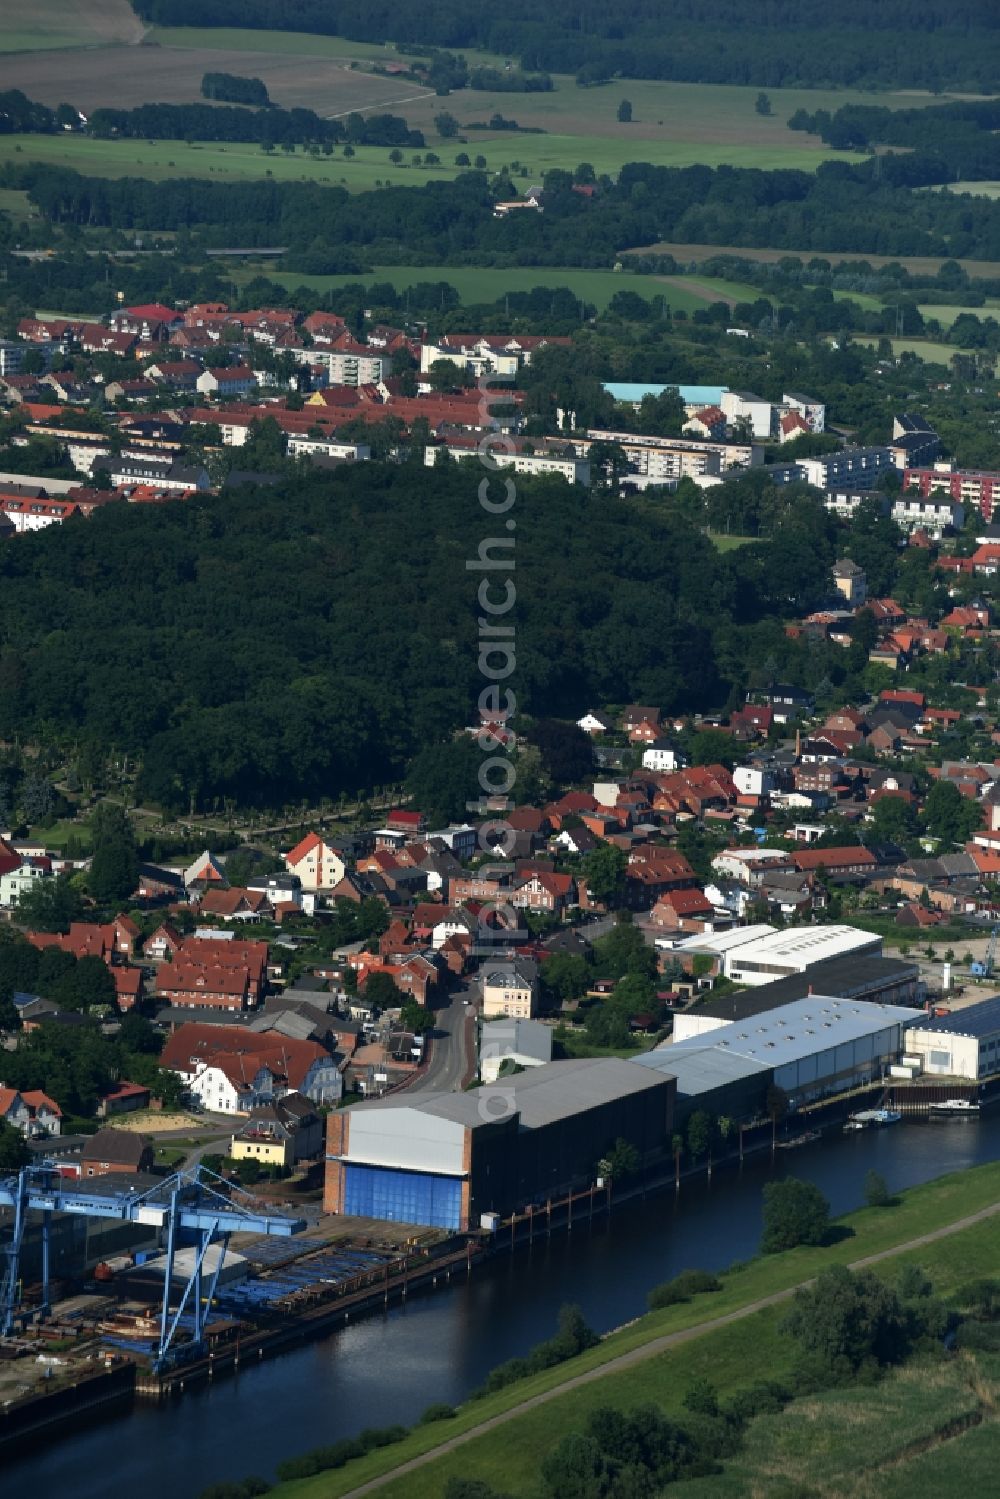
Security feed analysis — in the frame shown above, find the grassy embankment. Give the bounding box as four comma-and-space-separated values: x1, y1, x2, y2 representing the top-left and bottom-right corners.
269, 1160, 1000, 1499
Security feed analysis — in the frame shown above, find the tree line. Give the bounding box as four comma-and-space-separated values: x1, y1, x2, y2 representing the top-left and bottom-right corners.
13, 150, 1000, 261
129, 0, 999, 91
201, 72, 270, 107
789, 95, 1000, 181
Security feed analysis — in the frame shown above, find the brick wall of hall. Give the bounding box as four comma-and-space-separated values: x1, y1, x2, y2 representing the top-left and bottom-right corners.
323, 1111, 349, 1213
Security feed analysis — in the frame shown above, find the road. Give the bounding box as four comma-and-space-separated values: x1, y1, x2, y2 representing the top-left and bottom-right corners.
407, 985, 477, 1095
338, 1193, 1000, 1499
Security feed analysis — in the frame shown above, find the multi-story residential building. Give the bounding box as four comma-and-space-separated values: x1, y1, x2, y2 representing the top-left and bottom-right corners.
584, 430, 762, 481
903, 465, 1000, 523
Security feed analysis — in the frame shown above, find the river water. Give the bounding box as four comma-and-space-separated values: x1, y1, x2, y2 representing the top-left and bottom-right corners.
9, 1112, 1000, 1498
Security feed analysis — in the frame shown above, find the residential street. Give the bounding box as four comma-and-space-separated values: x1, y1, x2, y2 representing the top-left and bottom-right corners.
407, 984, 478, 1095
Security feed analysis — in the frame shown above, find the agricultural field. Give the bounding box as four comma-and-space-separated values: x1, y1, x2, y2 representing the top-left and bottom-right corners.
0, 129, 850, 194
855, 335, 980, 365
0, 0, 142, 52
3, 20, 974, 184
230, 263, 750, 314
919, 301, 1000, 326
0, 42, 435, 118
939, 181, 1000, 199
623, 241, 1000, 279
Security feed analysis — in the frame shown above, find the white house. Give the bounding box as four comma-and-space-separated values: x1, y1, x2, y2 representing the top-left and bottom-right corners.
642, 742, 682, 773
284, 832, 347, 893
0, 851, 49, 909
577, 710, 613, 735
482, 961, 538, 1019
195, 367, 257, 400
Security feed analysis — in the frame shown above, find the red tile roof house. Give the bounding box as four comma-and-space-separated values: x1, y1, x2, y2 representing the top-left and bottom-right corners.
284, 831, 348, 892
0, 1087, 62, 1137
97, 1080, 151, 1118
112, 966, 144, 1012
175, 937, 269, 1001
791, 846, 878, 880
650, 887, 715, 931
199, 887, 275, 922
156, 960, 251, 1012
510, 871, 576, 914
161, 1023, 342, 1112
143, 923, 183, 961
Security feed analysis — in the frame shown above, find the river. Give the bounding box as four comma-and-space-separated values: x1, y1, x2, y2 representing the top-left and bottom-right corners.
9, 1112, 1000, 1498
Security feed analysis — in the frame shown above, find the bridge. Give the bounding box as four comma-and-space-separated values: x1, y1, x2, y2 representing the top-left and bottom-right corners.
0, 1163, 305, 1369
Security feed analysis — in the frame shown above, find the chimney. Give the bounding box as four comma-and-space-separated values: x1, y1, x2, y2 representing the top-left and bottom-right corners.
795, 728, 802, 757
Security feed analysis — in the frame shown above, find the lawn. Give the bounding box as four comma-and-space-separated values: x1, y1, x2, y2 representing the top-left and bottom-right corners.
29, 817, 91, 852
270, 1161, 1000, 1499
708, 533, 757, 552
232, 262, 715, 312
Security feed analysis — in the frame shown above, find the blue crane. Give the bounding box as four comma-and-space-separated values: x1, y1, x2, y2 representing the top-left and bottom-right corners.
970, 925, 999, 979
0, 1162, 305, 1369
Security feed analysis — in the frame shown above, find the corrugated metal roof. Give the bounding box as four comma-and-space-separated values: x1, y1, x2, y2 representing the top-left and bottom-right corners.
663, 996, 923, 1071
727, 926, 880, 966
676, 924, 776, 955
910, 995, 1000, 1040
358, 1058, 670, 1130
632, 1044, 771, 1095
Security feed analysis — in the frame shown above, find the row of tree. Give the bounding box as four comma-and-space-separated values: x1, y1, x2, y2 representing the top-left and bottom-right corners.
130, 0, 999, 91
15, 147, 1000, 260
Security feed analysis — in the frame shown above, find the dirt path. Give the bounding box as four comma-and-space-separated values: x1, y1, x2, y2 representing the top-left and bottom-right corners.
338, 1195, 1000, 1498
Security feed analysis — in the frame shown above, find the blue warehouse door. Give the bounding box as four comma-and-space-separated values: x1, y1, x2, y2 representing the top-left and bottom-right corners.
343, 1164, 462, 1230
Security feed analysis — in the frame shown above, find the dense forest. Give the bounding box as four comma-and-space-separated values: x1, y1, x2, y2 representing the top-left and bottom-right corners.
128, 0, 999, 91
790, 96, 1000, 180
11, 155, 1000, 262
0, 463, 840, 812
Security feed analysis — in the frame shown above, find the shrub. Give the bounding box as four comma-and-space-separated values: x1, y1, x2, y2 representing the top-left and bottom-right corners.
863, 1169, 892, 1208
419, 1403, 457, 1424
647, 1268, 721, 1310
761, 1179, 831, 1253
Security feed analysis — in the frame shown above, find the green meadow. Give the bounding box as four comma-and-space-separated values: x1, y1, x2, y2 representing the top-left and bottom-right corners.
230, 263, 763, 313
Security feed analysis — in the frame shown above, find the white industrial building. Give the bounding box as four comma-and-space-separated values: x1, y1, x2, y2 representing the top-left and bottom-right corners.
634, 995, 923, 1119
689, 923, 881, 983
904, 996, 1000, 1081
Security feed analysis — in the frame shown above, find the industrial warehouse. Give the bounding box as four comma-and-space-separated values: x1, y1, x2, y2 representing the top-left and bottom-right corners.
633, 996, 924, 1125
323, 994, 929, 1229
323, 1058, 675, 1231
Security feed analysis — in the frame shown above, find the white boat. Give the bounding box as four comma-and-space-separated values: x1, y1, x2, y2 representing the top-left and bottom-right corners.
929, 1098, 980, 1115
849, 1108, 901, 1127
843, 1119, 866, 1132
